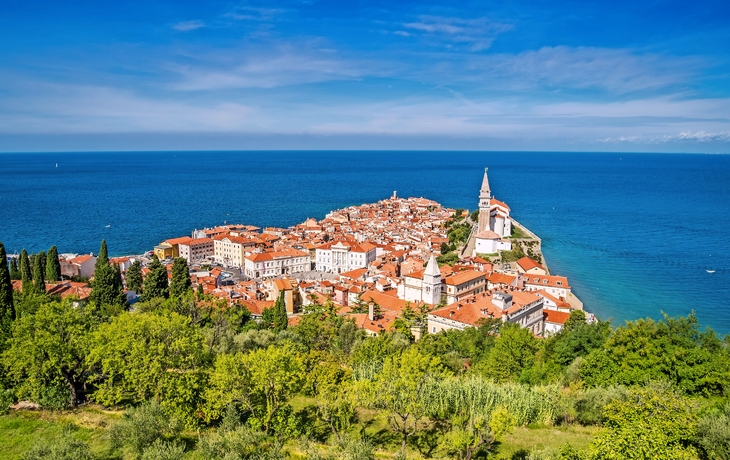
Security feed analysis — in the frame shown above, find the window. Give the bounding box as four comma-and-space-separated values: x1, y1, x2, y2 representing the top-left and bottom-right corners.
432, 326, 436, 332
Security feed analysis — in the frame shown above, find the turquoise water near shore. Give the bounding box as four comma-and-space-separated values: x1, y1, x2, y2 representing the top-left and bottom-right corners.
1, 151, 729, 332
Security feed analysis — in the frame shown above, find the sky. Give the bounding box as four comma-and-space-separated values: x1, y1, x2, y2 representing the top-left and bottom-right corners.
1, 0, 729, 152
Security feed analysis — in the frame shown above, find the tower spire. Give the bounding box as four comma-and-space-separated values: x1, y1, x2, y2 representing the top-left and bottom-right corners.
480, 167, 491, 196
424, 253, 440, 277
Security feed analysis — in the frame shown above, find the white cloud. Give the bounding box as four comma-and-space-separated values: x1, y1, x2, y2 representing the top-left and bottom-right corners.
172, 20, 206, 32
479, 46, 699, 93
172, 51, 386, 90
224, 7, 290, 21
403, 16, 513, 51
0, 81, 256, 133
674, 131, 730, 142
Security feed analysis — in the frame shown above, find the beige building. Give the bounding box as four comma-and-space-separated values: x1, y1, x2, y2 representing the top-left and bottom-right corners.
442, 270, 487, 304
213, 235, 257, 268
178, 238, 214, 264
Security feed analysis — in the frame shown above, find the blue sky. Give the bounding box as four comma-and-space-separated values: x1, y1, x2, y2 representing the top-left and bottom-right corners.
1, 0, 729, 152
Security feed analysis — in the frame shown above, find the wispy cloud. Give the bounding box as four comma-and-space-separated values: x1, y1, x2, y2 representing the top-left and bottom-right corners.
171, 49, 387, 90
172, 20, 206, 32
0, 80, 256, 133
224, 6, 290, 21
482, 46, 700, 93
403, 16, 513, 51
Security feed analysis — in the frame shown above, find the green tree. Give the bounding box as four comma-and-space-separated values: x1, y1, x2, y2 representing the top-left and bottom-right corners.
0, 242, 16, 329
169, 258, 191, 298
204, 344, 305, 435
143, 256, 169, 301
442, 405, 515, 460
89, 243, 126, 313
9, 258, 21, 280
45, 246, 61, 282
2, 299, 93, 407
366, 347, 449, 454
550, 319, 612, 366
96, 240, 108, 268
482, 322, 539, 382
581, 314, 730, 395
589, 385, 699, 460
32, 252, 46, 294
126, 260, 143, 293
87, 311, 207, 425
19, 249, 32, 294
272, 292, 288, 332
306, 352, 357, 441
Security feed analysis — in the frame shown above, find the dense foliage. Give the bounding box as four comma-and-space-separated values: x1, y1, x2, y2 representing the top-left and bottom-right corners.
1, 238, 730, 459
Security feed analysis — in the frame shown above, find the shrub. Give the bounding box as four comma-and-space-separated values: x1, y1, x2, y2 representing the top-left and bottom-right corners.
23, 431, 95, 460
697, 402, 730, 460
109, 401, 182, 456
140, 439, 186, 460
197, 425, 284, 460
574, 386, 629, 426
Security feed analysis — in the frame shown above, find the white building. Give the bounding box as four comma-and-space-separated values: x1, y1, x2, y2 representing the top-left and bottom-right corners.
523, 274, 571, 299
474, 230, 512, 255
244, 249, 310, 279
398, 254, 441, 305
315, 241, 377, 274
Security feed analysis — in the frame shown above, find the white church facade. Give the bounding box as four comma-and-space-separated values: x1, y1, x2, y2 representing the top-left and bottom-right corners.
397, 254, 442, 305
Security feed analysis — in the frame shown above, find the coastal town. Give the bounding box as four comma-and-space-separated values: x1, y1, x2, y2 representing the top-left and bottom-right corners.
34, 168, 590, 339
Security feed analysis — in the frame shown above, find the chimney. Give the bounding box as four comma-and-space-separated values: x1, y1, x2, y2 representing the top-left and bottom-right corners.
492, 292, 513, 310
449, 311, 455, 318
368, 302, 375, 321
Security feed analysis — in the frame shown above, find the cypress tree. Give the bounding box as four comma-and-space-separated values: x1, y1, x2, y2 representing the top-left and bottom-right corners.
32, 253, 46, 293
0, 242, 16, 324
46, 246, 61, 282
96, 240, 109, 269
19, 249, 32, 294
9, 258, 20, 280
143, 255, 169, 301
126, 260, 143, 293
272, 291, 288, 332
169, 258, 191, 298
89, 241, 126, 311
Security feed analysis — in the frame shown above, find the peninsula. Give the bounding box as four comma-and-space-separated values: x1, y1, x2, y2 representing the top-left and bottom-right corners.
52, 168, 588, 338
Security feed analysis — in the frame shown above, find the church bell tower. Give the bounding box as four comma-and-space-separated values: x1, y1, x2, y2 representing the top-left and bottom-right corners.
477, 168, 492, 233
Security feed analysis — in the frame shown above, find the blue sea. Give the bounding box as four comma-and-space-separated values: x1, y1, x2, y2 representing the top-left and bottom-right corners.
1, 151, 729, 333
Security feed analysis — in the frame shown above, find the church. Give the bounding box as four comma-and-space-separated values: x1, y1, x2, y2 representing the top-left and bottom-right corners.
474, 168, 513, 255
397, 253, 442, 305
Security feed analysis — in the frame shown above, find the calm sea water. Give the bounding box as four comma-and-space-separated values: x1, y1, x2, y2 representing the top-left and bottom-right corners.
1, 151, 729, 332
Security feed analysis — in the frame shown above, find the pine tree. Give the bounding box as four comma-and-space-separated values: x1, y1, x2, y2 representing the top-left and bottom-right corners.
32, 253, 46, 293
126, 260, 143, 293
0, 242, 16, 325
272, 291, 288, 332
169, 258, 191, 298
9, 258, 20, 280
46, 246, 61, 282
142, 255, 169, 301
89, 241, 126, 311
19, 249, 32, 294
